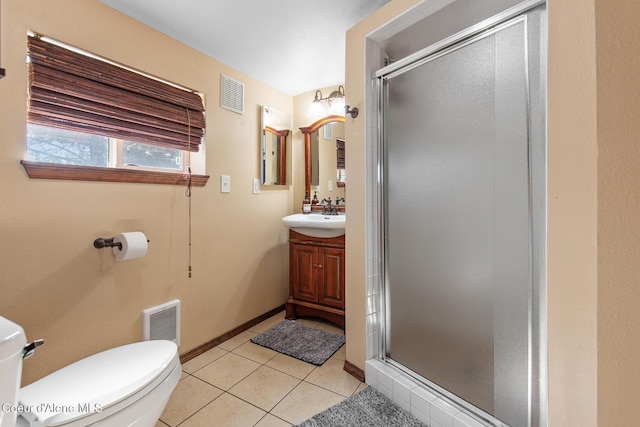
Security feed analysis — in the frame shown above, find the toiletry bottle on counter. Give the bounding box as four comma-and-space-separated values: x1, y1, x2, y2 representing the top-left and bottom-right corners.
312, 191, 319, 205
302, 192, 311, 214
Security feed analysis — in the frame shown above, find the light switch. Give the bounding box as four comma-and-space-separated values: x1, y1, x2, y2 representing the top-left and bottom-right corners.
221, 175, 231, 193
328, 180, 334, 192
252, 178, 261, 194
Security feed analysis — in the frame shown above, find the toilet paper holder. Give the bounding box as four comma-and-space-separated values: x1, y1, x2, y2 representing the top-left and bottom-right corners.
93, 236, 150, 250
93, 237, 122, 250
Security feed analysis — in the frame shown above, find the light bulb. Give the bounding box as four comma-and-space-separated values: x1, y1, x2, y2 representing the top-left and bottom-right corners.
329, 97, 345, 115
308, 99, 326, 117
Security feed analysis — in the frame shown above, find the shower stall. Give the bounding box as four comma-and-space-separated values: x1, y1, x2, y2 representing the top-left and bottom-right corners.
374, 2, 546, 426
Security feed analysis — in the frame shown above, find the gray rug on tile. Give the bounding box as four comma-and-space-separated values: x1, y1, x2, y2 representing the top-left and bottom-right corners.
295, 387, 427, 427
250, 320, 345, 365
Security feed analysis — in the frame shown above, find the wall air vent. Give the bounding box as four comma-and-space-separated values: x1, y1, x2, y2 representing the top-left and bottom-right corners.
220, 74, 245, 114
143, 299, 180, 345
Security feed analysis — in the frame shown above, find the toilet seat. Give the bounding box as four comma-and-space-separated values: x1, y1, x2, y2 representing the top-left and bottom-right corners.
18, 340, 179, 427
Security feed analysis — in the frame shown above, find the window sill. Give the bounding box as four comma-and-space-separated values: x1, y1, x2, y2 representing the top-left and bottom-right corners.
21, 161, 209, 187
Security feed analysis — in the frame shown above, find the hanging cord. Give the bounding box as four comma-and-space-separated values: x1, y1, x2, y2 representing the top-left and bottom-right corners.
185, 108, 192, 278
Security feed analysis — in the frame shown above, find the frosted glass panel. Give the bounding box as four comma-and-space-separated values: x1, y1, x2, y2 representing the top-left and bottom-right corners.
384, 19, 530, 425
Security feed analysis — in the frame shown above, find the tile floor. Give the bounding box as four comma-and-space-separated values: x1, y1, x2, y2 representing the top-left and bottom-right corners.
155, 311, 366, 427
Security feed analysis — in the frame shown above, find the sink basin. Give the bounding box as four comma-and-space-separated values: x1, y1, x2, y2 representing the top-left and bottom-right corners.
282, 213, 345, 238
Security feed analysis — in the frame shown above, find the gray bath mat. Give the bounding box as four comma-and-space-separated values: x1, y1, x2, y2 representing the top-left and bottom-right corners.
296, 386, 426, 427
250, 320, 345, 365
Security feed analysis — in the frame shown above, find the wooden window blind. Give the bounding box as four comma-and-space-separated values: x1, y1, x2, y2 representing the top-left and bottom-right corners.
27, 35, 205, 152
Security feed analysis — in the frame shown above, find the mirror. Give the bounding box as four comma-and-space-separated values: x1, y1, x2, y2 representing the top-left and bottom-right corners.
261, 106, 292, 185
300, 115, 346, 201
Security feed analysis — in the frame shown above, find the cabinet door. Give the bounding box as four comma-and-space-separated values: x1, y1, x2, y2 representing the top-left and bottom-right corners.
291, 244, 318, 302
318, 247, 345, 308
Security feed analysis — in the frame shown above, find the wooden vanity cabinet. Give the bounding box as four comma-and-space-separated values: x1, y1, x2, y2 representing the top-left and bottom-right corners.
286, 230, 345, 328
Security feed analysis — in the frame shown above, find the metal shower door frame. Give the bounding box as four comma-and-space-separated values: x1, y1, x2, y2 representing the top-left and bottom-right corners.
374, 1, 547, 426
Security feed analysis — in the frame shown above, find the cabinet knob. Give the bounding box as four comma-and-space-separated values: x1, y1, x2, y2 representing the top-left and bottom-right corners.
314, 264, 323, 268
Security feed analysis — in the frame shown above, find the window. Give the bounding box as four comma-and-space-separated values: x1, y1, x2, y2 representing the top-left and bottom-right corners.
27, 124, 109, 167
23, 34, 208, 186
27, 124, 183, 171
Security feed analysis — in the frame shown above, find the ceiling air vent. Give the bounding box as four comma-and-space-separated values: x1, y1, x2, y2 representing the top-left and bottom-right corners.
220, 74, 244, 114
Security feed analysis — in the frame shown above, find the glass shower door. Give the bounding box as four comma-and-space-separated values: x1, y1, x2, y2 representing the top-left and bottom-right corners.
381, 11, 544, 426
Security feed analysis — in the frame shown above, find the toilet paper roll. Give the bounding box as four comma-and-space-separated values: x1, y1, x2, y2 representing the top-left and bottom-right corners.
113, 232, 148, 261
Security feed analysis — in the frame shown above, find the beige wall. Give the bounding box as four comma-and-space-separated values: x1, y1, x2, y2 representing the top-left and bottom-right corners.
345, 0, 640, 425
595, 0, 640, 425
547, 1, 598, 424
0, 0, 293, 384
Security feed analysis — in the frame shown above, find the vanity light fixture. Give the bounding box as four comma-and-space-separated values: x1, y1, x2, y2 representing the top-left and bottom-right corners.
308, 90, 326, 116
308, 85, 349, 117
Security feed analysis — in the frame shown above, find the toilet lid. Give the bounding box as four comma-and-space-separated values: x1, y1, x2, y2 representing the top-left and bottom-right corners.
19, 340, 177, 426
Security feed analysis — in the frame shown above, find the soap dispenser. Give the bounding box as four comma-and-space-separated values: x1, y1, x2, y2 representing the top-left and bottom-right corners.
302, 191, 311, 214
312, 191, 319, 205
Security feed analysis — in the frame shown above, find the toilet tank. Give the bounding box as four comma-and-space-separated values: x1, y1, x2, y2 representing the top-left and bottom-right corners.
0, 317, 27, 427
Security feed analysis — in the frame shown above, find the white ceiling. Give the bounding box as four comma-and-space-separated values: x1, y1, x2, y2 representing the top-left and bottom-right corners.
99, 0, 391, 96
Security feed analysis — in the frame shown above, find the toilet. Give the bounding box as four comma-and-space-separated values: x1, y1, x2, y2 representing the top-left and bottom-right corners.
0, 316, 181, 427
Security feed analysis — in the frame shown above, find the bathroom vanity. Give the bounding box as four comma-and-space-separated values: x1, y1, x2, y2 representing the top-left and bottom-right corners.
284, 113, 347, 328
286, 230, 345, 328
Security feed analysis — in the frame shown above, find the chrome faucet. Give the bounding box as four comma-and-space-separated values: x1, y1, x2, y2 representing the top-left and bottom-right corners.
322, 198, 333, 215
322, 197, 343, 215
